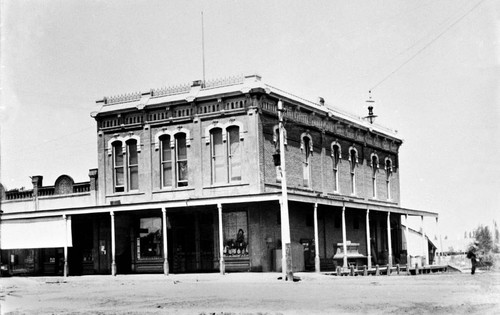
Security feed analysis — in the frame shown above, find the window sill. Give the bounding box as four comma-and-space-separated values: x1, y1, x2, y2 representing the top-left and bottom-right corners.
107, 191, 145, 198
368, 198, 398, 205
153, 187, 195, 194
203, 182, 249, 189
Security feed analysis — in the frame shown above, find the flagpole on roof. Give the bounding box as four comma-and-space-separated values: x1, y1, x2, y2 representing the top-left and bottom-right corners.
201, 11, 206, 87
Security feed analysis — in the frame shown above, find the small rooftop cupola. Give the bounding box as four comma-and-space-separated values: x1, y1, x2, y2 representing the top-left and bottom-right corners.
364, 91, 377, 124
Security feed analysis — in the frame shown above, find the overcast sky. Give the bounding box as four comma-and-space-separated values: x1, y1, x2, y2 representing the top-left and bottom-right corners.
1, 0, 499, 239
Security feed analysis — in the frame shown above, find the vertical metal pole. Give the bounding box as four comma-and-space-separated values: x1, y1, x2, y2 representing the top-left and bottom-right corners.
366, 208, 372, 269
405, 214, 410, 274
341, 204, 347, 269
313, 203, 320, 273
278, 100, 293, 281
162, 208, 169, 275
217, 203, 225, 275
387, 212, 393, 271
110, 211, 116, 276
63, 214, 68, 277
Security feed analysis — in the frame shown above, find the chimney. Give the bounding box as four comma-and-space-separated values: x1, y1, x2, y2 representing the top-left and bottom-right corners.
31, 175, 43, 211
191, 80, 203, 87
318, 97, 325, 106
31, 175, 43, 188
89, 169, 98, 205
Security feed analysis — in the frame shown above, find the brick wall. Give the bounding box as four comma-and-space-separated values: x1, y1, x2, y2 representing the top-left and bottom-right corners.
261, 114, 401, 204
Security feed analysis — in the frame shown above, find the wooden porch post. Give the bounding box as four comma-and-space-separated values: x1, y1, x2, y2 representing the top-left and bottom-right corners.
341, 204, 347, 269
162, 208, 169, 275
387, 212, 393, 271
437, 217, 443, 265
366, 208, 372, 269
313, 203, 320, 273
435, 217, 441, 265
405, 214, 410, 274
63, 214, 68, 277
110, 211, 116, 276
217, 203, 225, 275
421, 216, 428, 266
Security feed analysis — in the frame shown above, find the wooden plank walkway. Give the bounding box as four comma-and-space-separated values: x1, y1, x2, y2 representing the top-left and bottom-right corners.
324, 264, 449, 276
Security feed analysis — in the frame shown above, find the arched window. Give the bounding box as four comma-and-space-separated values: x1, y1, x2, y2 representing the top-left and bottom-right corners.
175, 133, 188, 187
349, 147, 358, 195
228, 126, 241, 181
112, 141, 124, 193
209, 124, 243, 184
273, 125, 288, 150
371, 154, 379, 199
302, 134, 313, 188
385, 158, 393, 200
211, 128, 226, 184
127, 139, 139, 191
331, 142, 341, 193
159, 133, 188, 188
111, 137, 140, 193
160, 135, 172, 188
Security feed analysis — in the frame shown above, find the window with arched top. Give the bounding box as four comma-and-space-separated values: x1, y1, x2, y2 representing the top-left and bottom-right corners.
110, 137, 140, 193
302, 134, 313, 188
127, 139, 139, 190
209, 124, 243, 184
272, 125, 288, 150
211, 128, 226, 184
112, 141, 124, 192
385, 158, 393, 200
160, 135, 172, 187
331, 142, 342, 193
371, 154, 379, 199
175, 133, 188, 187
159, 133, 188, 188
227, 126, 241, 181
348, 147, 358, 195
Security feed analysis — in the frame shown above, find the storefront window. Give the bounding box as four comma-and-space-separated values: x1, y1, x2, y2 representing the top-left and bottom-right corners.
223, 211, 249, 257
138, 217, 162, 259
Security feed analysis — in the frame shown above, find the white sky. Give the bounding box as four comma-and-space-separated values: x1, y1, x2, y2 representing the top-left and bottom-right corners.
1, 0, 499, 239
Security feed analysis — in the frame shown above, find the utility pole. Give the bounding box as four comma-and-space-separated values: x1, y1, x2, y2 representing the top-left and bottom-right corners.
278, 100, 293, 281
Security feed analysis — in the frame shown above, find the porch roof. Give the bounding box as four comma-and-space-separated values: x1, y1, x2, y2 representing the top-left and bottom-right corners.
0, 192, 438, 221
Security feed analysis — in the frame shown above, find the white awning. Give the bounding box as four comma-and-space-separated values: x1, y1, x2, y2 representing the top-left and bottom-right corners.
1, 216, 72, 249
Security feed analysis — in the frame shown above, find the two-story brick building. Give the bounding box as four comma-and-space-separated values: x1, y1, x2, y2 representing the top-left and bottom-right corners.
0, 75, 438, 276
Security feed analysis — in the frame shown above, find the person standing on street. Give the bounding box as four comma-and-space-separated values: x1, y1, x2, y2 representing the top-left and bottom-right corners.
466, 242, 479, 275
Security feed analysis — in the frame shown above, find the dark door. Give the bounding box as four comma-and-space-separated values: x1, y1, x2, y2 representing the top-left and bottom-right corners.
96, 215, 111, 274
171, 211, 214, 273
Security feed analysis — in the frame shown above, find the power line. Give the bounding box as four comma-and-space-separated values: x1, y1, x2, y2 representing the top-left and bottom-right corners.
369, 0, 486, 92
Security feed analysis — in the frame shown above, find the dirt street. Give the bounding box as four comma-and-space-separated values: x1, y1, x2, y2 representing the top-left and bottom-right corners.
1, 271, 499, 314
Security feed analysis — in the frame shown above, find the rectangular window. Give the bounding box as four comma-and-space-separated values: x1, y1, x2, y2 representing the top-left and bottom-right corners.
138, 217, 162, 259
128, 141, 138, 190
176, 134, 188, 187
228, 127, 241, 181
223, 210, 248, 257
113, 143, 124, 192
161, 136, 172, 187
387, 179, 391, 200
